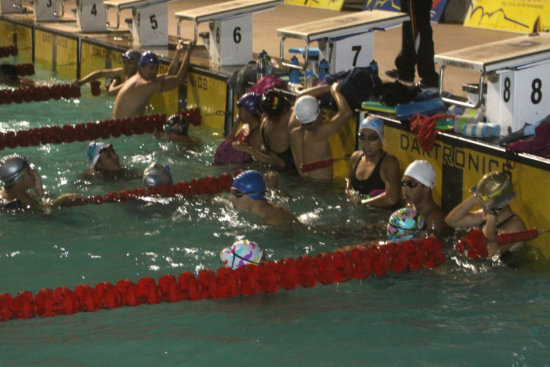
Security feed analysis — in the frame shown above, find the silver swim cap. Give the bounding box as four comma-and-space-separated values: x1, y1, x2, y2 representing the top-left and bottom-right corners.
0, 154, 29, 187
143, 162, 173, 188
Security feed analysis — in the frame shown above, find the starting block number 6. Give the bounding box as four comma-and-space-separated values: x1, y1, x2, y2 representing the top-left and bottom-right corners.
209, 15, 252, 66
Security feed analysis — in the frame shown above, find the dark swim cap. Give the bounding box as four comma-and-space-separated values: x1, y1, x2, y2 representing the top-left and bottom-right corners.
138, 51, 159, 68
260, 89, 289, 117
122, 49, 142, 63
164, 114, 189, 136
237, 92, 262, 118
232, 170, 266, 201
0, 154, 29, 187
143, 163, 173, 188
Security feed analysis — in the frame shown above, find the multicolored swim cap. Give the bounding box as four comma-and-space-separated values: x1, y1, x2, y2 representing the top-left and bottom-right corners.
164, 114, 189, 136
138, 51, 159, 67
0, 154, 29, 187
294, 95, 320, 124
237, 92, 262, 118
260, 89, 289, 117
232, 170, 266, 200
359, 115, 384, 141
475, 171, 515, 204
122, 49, 141, 63
403, 160, 436, 189
143, 162, 173, 188
87, 141, 112, 168
220, 239, 263, 270
387, 207, 425, 242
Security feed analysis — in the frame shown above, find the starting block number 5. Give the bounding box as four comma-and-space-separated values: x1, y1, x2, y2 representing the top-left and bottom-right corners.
131, 3, 168, 47
319, 32, 374, 74
486, 60, 550, 132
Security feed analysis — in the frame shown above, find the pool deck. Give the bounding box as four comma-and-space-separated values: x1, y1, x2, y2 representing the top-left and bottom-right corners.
3, 0, 522, 96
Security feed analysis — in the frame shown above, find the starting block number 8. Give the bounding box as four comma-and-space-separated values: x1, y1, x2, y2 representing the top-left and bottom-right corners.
486, 60, 550, 132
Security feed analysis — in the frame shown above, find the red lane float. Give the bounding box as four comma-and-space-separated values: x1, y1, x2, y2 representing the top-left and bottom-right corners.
86, 172, 234, 204
0, 83, 81, 105
0, 44, 17, 58
456, 227, 543, 259
15, 63, 35, 76
0, 107, 201, 151
0, 237, 446, 322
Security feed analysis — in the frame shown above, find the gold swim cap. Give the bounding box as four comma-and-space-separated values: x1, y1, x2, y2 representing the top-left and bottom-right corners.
476, 171, 514, 202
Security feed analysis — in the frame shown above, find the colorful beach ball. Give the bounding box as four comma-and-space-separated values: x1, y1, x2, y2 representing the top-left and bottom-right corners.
220, 239, 263, 270
386, 207, 425, 242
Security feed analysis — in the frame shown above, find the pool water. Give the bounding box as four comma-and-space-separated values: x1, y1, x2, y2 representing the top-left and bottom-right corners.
1, 68, 550, 366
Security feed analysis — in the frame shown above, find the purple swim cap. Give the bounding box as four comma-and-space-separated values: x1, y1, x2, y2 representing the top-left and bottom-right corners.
237, 92, 262, 118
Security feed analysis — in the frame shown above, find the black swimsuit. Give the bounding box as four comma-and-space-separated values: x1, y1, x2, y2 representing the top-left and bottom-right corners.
261, 124, 296, 171
0, 198, 22, 211
349, 152, 386, 196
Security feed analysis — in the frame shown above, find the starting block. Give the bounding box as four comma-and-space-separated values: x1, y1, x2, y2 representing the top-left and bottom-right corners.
175, 0, 282, 66
435, 32, 550, 133
104, 0, 169, 47
0, 0, 24, 14
76, 0, 107, 32
277, 10, 408, 74
33, 0, 65, 21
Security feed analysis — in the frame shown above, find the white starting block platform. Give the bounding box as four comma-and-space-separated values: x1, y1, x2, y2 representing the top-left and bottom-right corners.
435, 32, 550, 133
0, 0, 23, 14
104, 0, 169, 47
174, 0, 282, 66
277, 10, 408, 75
33, 0, 65, 22
76, 0, 107, 32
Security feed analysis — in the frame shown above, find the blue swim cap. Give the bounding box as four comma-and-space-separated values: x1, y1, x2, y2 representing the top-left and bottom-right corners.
359, 115, 384, 141
237, 92, 262, 118
87, 141, 112, 168
232, 170, 266, 200
138, 51, 159, 67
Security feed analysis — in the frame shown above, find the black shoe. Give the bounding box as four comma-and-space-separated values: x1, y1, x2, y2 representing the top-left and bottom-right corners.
419, 76, 439, 89
385, 69, 414, 83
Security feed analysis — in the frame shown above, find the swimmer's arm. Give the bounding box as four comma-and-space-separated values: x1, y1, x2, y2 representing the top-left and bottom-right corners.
106, 81, 124, 96
159, 41, 196, 92
51, 193, 87, 208
298, 83, 330, 98
361, 155, 400, 207
232, 142, 285, 168
226, 122, 243, 141
73, 68, 123, 87
167, 43, 187, 75
488, 216, 526, 257
445, 195, 484, 228
313, 83, 352, 139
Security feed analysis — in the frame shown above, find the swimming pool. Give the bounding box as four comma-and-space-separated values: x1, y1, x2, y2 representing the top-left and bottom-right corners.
1, 67, 550, 366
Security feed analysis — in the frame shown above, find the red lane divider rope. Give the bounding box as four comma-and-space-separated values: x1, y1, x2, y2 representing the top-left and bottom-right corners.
86, 172, 234, 204
0, 107, 201, 151
0, 44, 17, 58
0, 83, 81, 105
0, 237, 446, 322
15, 63, 34, 76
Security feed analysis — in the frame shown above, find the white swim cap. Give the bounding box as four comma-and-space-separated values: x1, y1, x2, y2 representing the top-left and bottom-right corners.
220, 239, 263, 270
359, 115, 385, 141
294, 95, 320, 125
403, 160, 436, 189
143, 162, 173, 188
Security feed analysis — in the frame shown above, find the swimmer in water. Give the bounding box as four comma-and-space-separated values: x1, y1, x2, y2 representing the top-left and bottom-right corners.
346, 115, 400, 207
72, 49, 141, 96
289, 82, 353, 181
154, 113, 202, 149
220, 239, 264, 270
0, 154, 85, 211
401, 160, 451, 237
143, 163, 173, 188
113, 42, 195, 119
230, 170, 295, 226
82, 141, 140, 180
445, 170, 526, 259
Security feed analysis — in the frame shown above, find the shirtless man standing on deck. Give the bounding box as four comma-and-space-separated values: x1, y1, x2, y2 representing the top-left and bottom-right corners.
289, 82, 352, 181
113, 42, 195, 119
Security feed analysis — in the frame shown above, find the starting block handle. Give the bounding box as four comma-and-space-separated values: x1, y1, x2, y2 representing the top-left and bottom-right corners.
439, 65, 484, 109
12, 0, 23, 10
104, 4, 121, 30
53, 0, 64, 17
177, 18, 199, 44
279, 38, 306, 71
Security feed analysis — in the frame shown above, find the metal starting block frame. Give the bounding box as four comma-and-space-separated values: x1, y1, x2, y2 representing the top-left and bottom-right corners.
0, 0, 24, 14
33, 0, 65, 21
76, 0, 107, 32
104, 0, 169, 47
435, 32, 550, 132
277, 10, 408, 74
175, 0, 282, 66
